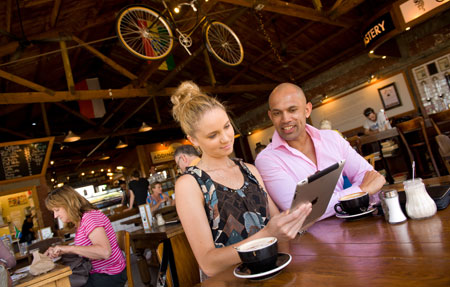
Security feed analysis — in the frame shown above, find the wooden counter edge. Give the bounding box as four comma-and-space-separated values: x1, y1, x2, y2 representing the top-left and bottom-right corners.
15, 265, 72, 287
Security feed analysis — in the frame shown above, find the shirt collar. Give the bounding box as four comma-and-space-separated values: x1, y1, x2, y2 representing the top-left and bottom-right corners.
271, 124, 322, 150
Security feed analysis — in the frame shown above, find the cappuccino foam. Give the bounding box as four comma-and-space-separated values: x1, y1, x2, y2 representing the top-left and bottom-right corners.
340, 192, 366, 201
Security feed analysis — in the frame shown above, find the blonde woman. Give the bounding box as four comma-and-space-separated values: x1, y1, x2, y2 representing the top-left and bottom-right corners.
44, 186, 126, 287
171, 81, 312, 277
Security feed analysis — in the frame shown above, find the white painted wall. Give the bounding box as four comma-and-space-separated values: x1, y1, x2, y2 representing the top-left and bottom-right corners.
310, 73, 415, 133
247, 126, 275, 160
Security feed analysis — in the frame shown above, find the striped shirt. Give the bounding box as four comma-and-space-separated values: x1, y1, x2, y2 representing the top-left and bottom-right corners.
75, 210, 125, 275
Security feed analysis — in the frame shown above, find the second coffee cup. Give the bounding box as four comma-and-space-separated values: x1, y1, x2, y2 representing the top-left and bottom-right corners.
334, 191, 369, 215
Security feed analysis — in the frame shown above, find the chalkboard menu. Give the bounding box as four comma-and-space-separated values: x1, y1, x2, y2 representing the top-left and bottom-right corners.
0, 137, 54, 183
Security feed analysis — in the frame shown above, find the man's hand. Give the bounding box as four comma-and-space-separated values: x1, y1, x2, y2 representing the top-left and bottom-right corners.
359, 170, 386, 195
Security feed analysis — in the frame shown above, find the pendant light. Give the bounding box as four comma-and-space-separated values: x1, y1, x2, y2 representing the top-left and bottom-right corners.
116, 140, 128, 149
64, 130, 80, 142
139, 122, 152, 132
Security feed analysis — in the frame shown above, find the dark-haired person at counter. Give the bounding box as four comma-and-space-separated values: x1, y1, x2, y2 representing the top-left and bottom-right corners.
127, 170, 150, 211
171, 81, 312, 277
363, 107, 391, 135
44, 186, 127, 287
255, 83, 386, 219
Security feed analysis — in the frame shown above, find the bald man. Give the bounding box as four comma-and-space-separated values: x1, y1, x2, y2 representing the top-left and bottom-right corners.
255, 83, 385, 220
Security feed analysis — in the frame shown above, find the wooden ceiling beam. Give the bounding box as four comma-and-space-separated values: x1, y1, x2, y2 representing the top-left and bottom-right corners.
295, 44, 363, 83
0, 68, 55, 96
273, 27, 350, 73
0, 84, 278, 104
59, 39, 75, 95
218, 0, 353, 27
53, 102, 97, 126
0, 127, 31, 139
71, 35, 138, 81
50, 0, 62, 28
227, 22, 315, 85
0, 11, 116, 58
328, 0, 365, 20
6, 0, 12, 33
40, 103, 51, 136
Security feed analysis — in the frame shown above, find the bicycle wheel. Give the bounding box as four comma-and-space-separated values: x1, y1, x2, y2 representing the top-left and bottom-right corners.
116, 5, 174, 61
204, 21, 244, 66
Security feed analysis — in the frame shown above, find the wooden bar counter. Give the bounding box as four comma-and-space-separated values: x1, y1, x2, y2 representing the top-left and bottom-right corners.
198, 193, 450, 286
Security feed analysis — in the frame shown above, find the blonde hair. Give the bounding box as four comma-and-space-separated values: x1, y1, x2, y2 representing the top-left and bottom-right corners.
45, 186, 96, 227
171, 81, 225, 136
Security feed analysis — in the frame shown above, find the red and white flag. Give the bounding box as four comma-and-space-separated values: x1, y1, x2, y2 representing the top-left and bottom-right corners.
76, 78, 106, 119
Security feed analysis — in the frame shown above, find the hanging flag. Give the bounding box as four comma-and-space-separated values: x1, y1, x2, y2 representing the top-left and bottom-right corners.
14, 225, 21, 239
158, 54, 175, 71
137, 19, 175, 69
77, 78, 106, 119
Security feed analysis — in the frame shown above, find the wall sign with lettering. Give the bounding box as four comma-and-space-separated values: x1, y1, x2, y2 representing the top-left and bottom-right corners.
0, 137, 54, 183
362, 13, 396, 47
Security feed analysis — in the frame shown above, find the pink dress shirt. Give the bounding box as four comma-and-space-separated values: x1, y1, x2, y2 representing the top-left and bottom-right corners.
255, 124, 376, 220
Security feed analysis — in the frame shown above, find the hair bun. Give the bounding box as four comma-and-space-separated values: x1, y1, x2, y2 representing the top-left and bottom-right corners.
171, 81, 201, 106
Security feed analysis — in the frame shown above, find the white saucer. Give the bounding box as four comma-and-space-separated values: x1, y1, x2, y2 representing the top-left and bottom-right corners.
336, 207, 376, 219
233, 253, 291, 280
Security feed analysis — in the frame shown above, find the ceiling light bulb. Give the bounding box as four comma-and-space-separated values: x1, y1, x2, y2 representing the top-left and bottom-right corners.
174, 6, 180, 13
382, 56, 387, 59
81, 172, 85, 176
405, 27, 410, 31
50, 160, 54, 165
116, 166, 124, 170
369, 50, 374, 54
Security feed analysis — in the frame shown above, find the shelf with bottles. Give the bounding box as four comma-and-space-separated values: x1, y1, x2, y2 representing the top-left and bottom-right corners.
412, 54, 450, 116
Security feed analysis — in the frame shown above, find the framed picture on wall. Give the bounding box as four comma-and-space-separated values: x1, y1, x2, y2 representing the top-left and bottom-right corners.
437, 57, 450, 72
378, 83, 402, 110
414, 67, 427, 80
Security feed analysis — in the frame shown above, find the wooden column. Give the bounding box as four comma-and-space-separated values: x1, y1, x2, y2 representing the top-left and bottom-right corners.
59, 39, 75, 95
40, 103, 51, 136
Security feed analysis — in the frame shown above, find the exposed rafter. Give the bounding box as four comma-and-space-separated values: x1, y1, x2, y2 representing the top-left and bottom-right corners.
218, 0, 354, 27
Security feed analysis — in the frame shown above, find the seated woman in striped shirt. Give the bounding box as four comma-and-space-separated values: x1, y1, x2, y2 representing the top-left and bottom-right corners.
44, 186, 126, 287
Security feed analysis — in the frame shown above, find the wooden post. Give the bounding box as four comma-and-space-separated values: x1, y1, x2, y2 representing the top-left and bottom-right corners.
59, 39, 75, 95
152, 96, 161, 124
0, 69, 55, 96
203, 50, 216, 87
40, 103, 51, 136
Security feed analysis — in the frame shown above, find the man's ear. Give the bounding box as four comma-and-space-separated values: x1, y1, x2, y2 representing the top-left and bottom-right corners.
305, 102, 312, 118
267, 110, 273, 122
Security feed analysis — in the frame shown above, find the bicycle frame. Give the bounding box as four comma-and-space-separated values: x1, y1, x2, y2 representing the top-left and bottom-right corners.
160, 0, 210, 55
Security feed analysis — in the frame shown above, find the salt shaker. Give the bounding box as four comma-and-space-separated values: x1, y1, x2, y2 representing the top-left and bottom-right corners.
156, 213, 165, 226
403, 178, 437, 219
379, 190, 407, 224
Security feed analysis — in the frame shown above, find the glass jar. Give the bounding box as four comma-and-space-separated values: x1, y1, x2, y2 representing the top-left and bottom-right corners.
403, 178, 437, 219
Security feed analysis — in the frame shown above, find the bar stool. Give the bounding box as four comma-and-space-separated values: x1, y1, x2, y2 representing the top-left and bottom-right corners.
429, 109, 450, 136
396, 117, 440, 178
430, 110, 450, 174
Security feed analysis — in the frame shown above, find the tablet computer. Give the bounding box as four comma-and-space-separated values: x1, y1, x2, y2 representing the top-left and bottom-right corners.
290, 160, 345, 228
